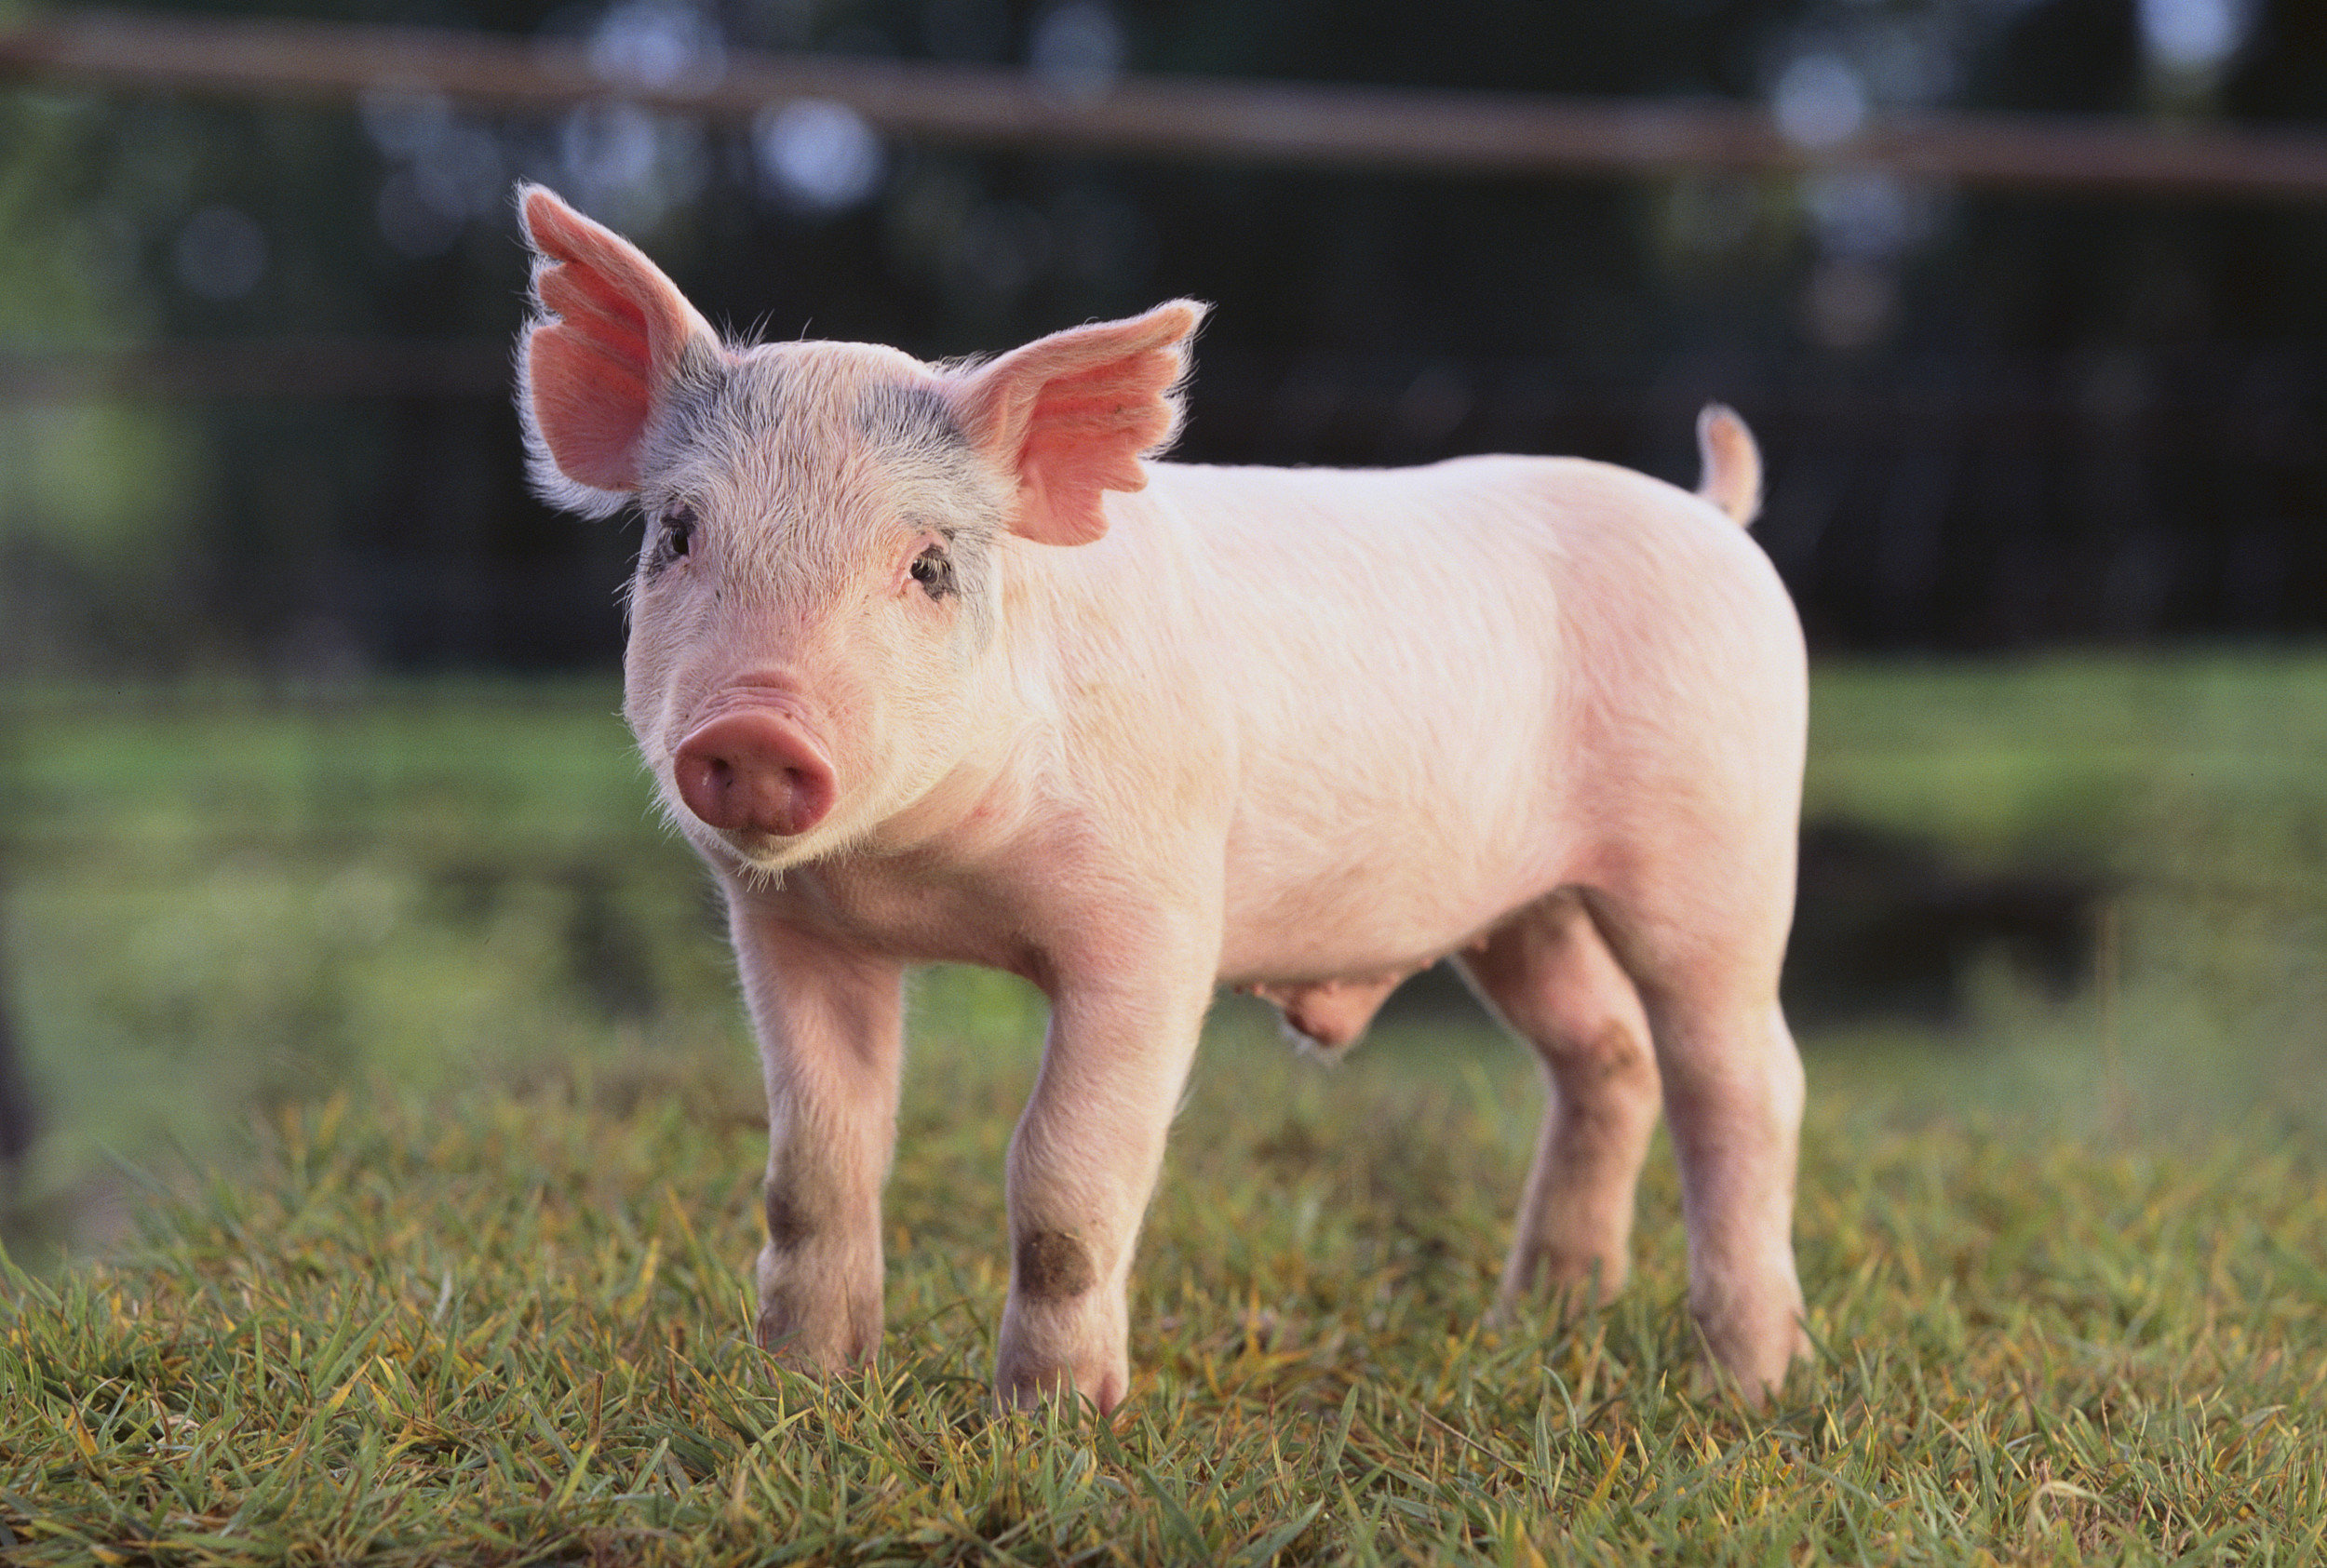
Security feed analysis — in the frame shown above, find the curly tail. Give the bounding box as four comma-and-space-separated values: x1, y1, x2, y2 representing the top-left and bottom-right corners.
1695, 404, 1762, 528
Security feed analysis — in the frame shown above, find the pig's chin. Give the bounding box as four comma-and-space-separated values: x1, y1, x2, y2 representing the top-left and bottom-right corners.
679, 813, 851, 883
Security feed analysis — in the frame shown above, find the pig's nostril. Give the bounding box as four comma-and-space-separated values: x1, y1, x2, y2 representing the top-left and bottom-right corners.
773, 764, 836, 835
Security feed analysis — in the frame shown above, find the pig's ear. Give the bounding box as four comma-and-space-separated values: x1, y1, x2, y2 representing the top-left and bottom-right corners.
952, 300, 1207, 545
516, 183, 718, 517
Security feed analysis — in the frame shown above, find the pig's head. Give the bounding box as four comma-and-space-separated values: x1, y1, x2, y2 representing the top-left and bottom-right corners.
514, 185, 1204, 878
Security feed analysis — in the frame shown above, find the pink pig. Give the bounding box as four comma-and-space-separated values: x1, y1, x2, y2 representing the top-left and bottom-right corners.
516, 183, 1811, 1410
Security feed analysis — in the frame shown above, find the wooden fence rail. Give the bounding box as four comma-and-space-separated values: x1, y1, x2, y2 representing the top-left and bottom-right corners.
4, 8, 2327, 200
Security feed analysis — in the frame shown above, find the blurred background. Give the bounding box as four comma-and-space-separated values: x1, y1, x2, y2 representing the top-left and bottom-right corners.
1, 0, 2323, 1252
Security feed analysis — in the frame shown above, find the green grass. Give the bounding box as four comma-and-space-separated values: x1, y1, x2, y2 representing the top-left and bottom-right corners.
2, 656, 2326, 1561
3, 1015, 2322, 1563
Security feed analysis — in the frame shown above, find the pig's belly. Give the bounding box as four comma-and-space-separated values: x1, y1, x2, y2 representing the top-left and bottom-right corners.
1214, 812, 1569, 987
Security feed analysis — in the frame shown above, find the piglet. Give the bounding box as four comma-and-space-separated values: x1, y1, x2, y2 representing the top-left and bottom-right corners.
515, 183, 1811, 1411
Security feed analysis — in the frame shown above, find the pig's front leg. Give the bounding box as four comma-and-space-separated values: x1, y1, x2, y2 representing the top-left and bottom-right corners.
997, 940, 1218, 1413
726, 890, 906, 1372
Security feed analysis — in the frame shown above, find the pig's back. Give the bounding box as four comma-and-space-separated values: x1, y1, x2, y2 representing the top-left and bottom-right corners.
1121, 455, 1802, 983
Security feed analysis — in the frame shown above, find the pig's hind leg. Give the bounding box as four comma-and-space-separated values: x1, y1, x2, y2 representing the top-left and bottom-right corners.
1458, 891, 1662, 1312
1582, 872, 1810, 1403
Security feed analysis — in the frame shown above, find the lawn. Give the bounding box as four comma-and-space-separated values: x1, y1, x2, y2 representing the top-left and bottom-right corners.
1, 655, 2323, 1562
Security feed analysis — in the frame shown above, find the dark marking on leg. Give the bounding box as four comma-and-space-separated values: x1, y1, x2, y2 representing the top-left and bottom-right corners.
764, 1186, 812, 1251
1015, 1229, 1096, 1300
1589, 1019, 1647, 1081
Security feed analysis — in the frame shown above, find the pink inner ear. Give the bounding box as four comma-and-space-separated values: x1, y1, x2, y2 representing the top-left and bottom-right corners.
960, 302, 1204, 546
519, 187, 707, 496
1016, 350, 1185, 543
529, 267, 654, 492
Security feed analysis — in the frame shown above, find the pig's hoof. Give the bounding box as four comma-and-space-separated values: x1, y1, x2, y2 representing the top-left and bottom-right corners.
994, 1307, 1127, 1415
1497, 1247, 1624, 1312
1693, 1312, 1812, 1407
754, 1293, 881, 1373
995, 1359, 1125, 1416
997, 1243, 1127, 1413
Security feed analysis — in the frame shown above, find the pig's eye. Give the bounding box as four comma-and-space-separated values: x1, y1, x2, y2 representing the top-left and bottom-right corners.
652, 503, 697, 567
908, 542, 955, 600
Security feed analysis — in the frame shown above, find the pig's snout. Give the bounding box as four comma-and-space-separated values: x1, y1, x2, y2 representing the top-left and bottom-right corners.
674, 712, 836, 838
